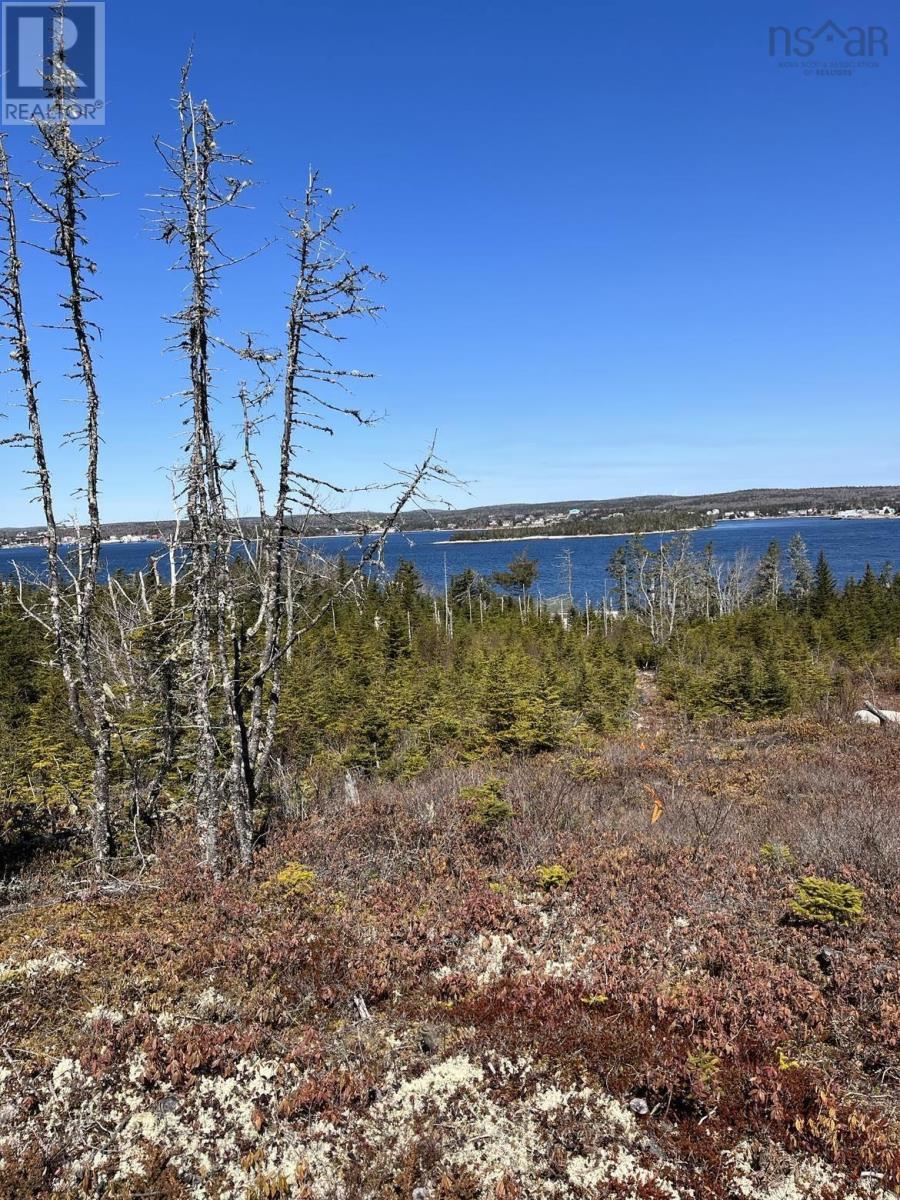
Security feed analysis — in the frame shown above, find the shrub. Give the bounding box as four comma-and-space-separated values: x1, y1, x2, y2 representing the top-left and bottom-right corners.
777, 1048, 802, 1071
760, 841, 796, 869
247, 1173, 292, 1200
534, 863, 573, 891
396, 749, 430, 781
788, 876, 864, 925
461, 779, 513, 829
270, 862, 318, 898
687, 1049, 720, 1087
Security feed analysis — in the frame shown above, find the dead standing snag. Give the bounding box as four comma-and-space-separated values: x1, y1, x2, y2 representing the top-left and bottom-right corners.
0, 24, 114, 869
155, 65, 448, 873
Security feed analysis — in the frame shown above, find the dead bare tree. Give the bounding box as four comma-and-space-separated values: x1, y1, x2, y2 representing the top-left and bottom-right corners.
155, 67, 448, 873
613, 533, 757, 644
0, 29, 115, 869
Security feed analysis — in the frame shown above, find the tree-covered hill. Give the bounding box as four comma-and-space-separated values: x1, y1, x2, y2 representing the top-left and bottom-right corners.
4, 484, 900, 543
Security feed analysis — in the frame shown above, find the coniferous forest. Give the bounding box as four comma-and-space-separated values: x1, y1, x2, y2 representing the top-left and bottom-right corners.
2, 535, 899, 858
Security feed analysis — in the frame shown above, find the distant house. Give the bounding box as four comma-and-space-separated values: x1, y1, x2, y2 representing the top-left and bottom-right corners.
568, 508, 581, 517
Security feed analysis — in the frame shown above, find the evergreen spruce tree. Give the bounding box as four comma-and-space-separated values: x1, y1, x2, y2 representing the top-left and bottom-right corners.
608, 546, 630, 614
788, 533, 814, 603
449, 567, 493, 609
752, 540, 783, 607
390, 558, 424, 608
759, 651, 793, 714
492, 554, 539, 603
811, 551, 838, 617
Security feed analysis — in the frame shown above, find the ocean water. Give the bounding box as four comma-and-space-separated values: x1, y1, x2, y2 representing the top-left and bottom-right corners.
0, 518, 897, 605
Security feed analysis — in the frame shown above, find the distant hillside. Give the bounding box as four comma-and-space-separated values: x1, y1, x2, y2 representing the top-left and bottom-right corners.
419, 485, 900, 526
2, 485, 898, 542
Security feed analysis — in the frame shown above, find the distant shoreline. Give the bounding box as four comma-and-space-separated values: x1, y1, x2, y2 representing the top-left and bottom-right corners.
439, 525, 704, 544
435, 513, 881, 545
3, 513, 897, 553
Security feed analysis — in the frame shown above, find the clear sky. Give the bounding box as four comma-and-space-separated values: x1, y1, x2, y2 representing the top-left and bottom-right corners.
1, 0, 898, 524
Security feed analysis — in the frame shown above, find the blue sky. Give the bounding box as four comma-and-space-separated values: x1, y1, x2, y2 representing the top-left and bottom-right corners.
1, 0, 898, 523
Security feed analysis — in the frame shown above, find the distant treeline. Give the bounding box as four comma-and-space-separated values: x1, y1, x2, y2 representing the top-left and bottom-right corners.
450, 510, 715, 541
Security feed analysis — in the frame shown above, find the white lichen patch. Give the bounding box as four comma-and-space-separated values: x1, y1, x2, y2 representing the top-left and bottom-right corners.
0, 948, 82, 984
432, 917, 598, 988
725, 1141, 894, 1200
194, 986, 236, 1020
540, 931, 597, 979
432, 933, 519, 985
84, 1004, 125, 1025
363, 1054, 670, 1195
50, 1056, 85, 1099
0, 1035, 896, 1200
